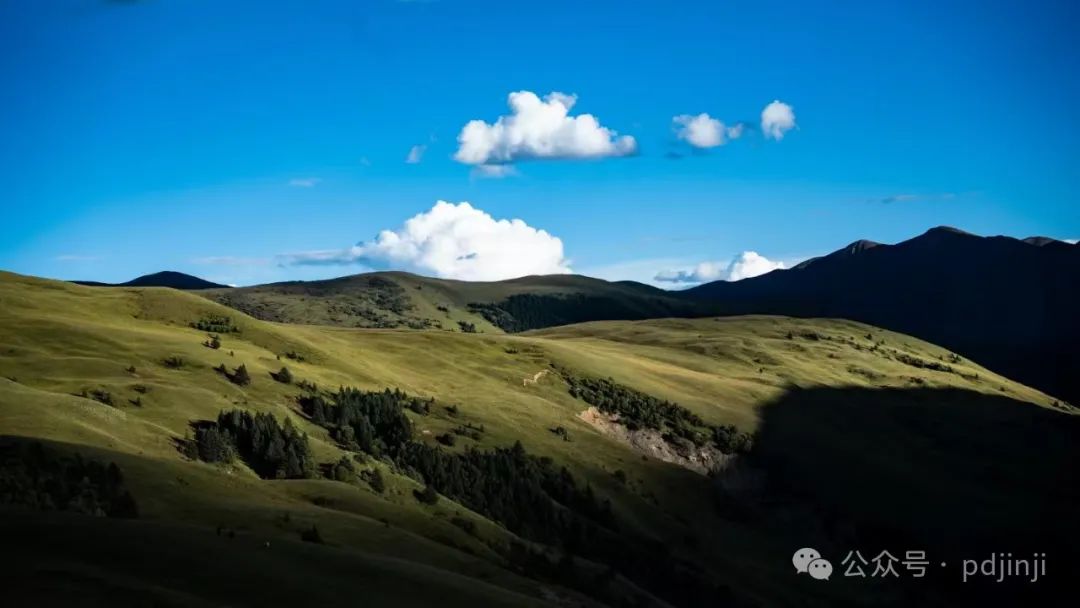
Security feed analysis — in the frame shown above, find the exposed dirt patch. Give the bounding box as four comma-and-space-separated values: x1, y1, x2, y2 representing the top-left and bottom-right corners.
577, 406, 732, 475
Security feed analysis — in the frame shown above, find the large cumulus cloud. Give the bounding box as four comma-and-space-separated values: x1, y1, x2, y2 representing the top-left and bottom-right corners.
454, 91, 637, 169
279, 201, 571, 281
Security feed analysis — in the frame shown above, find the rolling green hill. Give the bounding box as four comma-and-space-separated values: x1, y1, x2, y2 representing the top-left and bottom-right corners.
200, 271, 709, 333
2, 271, 1076, 607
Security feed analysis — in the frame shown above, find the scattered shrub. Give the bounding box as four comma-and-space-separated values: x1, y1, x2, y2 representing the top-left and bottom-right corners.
82, 389, 114, 406
300, 525, 324, 544
364, 468, 386, 494
550, 426, 571, 441
270, 366, 293, 384
163, 356, 184, 369
451, 516, 477, 536
331, 455, 356, 482
414, 484, 440, 505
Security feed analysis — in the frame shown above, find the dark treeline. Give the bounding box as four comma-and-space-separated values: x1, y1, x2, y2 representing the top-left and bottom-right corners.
0, 441, 138, 518
190, 314, 238, 333
301, 388, 423, 456
396, 440, 613, 549
300, 385, 727, 607
559, 366, 754, 455
193, 410, 315, 479
468, 293, 699, 333
300, 389, 612, 549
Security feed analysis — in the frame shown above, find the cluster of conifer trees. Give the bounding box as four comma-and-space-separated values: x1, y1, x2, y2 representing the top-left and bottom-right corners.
0, 441, 138, 518
190, 314, 237, 333
299, 387, 613, 550
301, 388, 421, 456
559, 366, 754, 454
194, 410, 315, 479
468, 293, 695, 333
396, 440, 613, 549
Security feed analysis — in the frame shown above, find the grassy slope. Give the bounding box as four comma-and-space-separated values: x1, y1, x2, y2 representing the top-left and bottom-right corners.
201, 271, 694, 333
0, 271, 1071, 606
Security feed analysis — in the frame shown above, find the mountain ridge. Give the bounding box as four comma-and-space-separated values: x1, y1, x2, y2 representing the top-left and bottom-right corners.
686, 226, 1080, 404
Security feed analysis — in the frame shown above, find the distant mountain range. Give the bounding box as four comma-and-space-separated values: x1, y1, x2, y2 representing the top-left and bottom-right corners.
71, 228, 1078, 403
685, 227, 1080, 405
74, 270, 230, 290
200, 271, 708, 333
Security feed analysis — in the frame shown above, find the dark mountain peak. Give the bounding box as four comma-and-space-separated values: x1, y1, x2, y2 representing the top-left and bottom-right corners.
922, 225, 974, 238
74, 271, 229, 290
1022, 236, 1060, 247
794, 238, 881, 270
845, 239, 881, 254
123, 271, 229, 289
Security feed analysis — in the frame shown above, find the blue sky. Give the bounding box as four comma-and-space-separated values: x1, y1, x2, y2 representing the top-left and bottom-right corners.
1, 0, 1077, 286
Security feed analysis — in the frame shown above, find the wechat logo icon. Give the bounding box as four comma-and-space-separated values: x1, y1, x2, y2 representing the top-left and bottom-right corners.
793, 548, 833, 581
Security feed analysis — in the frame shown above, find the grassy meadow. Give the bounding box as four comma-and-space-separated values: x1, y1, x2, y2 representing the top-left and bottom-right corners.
1, 270, 1074, 607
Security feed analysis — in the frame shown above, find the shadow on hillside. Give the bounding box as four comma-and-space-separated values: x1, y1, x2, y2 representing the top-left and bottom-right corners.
744, 385, 1080, 606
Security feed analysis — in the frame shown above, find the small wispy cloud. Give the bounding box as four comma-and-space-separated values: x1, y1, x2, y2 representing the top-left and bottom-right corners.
288, 177, 321, 187
192, 256, 272, 266
471, 164, 518, 179
672, 113, 745, 149
872, 192, 956, 204
655, 251, 787, 284
1065, 239, 1079, 245
359, 157, 372, 167
406, 144, 426, 164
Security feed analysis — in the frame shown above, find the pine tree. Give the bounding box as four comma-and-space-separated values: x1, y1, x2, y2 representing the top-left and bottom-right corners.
415, 484, 439, 505
368, 468, 386, 494
231, 364, 251, 386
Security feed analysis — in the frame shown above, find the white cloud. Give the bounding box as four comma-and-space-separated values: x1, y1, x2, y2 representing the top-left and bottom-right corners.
405, 144, 426, 164
279, 201, 571, 281
726, 251, 786, 280
655, 261, 727, 284
761, 100, 796, 140
454, 91, 637, 166
672, 113, 744, 148
1065, 239, 1079, 245
288, 177, 321, 187
655, 251, 786, 284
